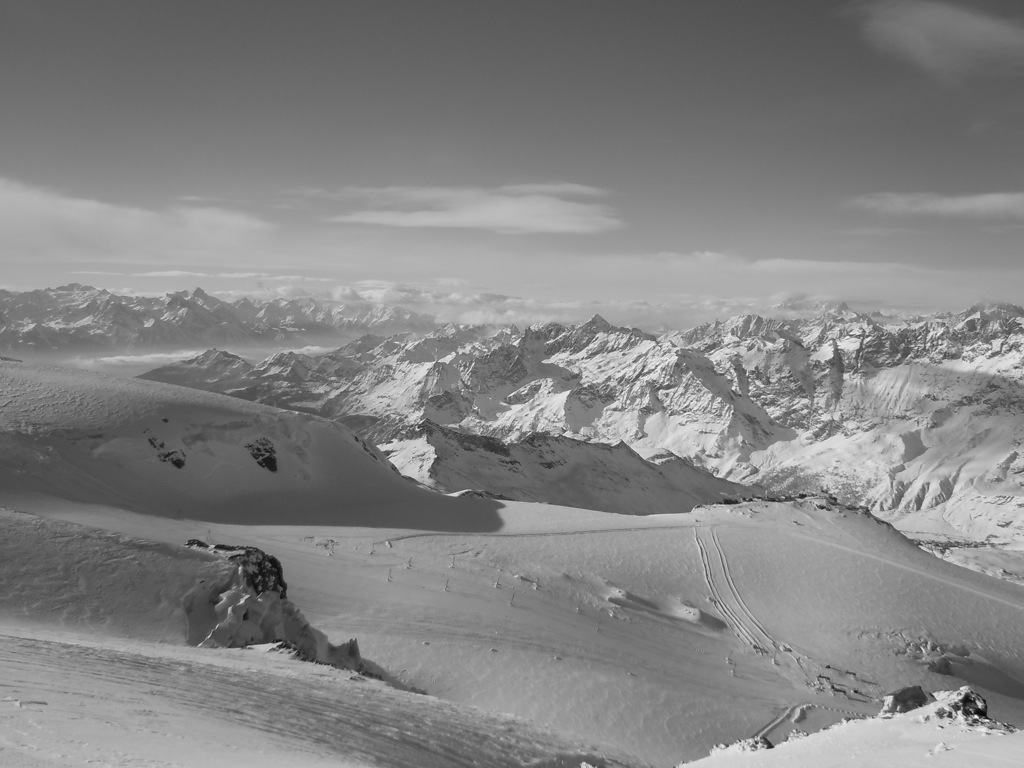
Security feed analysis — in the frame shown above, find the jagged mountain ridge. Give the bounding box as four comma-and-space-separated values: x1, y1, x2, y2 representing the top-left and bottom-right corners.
0, 284, 436, 352
668, 301, 1024, 543
142, 314, 788, 481
382, 419, 749, 514
141, 303, 1024, 548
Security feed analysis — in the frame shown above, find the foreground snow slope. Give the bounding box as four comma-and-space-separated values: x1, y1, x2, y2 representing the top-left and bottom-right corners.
4, 361, 1024, 765
0, 626, 633, 768
686, 689, 1024, 767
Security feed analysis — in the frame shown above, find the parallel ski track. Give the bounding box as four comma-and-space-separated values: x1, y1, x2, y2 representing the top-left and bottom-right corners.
694, 527, 767, 654
709, 527, 776, 654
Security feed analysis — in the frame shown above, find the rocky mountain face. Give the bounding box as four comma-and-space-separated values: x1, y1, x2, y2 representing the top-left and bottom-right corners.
670, 302, 1024, 543
143, 315, 787, 473
0, 284, 435, 352
381, 420, 748, 515
140, 302, 1024, 546
141, 316, 786, 512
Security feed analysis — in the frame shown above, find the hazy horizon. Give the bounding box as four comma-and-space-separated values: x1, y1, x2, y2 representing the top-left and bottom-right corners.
3, 1, 1023, 327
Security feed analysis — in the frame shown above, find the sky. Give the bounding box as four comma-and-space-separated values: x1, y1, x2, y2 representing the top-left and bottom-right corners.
2, 0, 1023, 329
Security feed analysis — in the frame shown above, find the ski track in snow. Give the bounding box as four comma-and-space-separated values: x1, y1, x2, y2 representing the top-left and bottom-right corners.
693, 527, 875, 742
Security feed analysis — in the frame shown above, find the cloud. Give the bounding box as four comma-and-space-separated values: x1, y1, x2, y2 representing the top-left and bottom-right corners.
846, 191, 1024, 219
133, 271, 268, 279
67, 350, 206, 372
856, 0, 1024, 80
0, 177, 274, 263
323, 252, 1024, 329
327, 183, 622, 234
72, 270, 335, 282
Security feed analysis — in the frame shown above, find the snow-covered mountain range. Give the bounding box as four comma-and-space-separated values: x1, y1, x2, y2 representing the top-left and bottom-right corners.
141, 302, 1024, 561
0, 284, 435, 352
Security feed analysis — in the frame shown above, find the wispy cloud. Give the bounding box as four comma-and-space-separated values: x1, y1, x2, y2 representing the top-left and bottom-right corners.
855, 0, 1024, 81
846, 191, 1024, 219
134, 271, 268, 279
325, 183, 622, 234
72, 270, 336, 283
0, 177, 274, 263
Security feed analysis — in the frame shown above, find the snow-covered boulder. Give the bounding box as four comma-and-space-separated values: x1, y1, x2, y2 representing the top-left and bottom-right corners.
708, 735, 774, 756
928, 687, 990, 724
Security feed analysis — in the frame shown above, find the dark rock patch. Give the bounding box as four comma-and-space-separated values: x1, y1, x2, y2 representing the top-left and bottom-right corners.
185, 540, 287, 598
146, 434, 186, 468
880, 685, 931, 715
244, 437, 277, 472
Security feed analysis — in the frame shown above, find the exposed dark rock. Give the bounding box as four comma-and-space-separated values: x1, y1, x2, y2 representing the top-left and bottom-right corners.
185, 540, 287, 598
712, 735, 774, 755
147, 434, 186, 468
880, 685, 932, 715
933, 687, 988, 723
244, 437, 277, 472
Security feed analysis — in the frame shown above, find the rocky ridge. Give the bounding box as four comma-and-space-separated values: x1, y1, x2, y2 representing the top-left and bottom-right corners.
184, 539, 362, 669
382, 419, 748, 514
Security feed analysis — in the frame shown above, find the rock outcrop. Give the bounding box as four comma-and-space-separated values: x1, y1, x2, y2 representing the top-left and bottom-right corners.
183, 540, 361, 669
879, 684, 931, 715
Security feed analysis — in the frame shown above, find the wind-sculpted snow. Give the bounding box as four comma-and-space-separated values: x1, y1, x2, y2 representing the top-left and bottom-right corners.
0, 632, 641, 768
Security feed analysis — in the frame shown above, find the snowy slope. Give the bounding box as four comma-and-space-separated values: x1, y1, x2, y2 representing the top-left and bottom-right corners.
381, 420, 749, 514
686, 688, 1023, 767
0, 508, 637, 768
0, 359, 503, 530
10, 491, 1024, 765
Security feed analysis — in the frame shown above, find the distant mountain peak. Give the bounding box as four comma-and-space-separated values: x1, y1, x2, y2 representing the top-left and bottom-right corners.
0, 286, 440, 353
